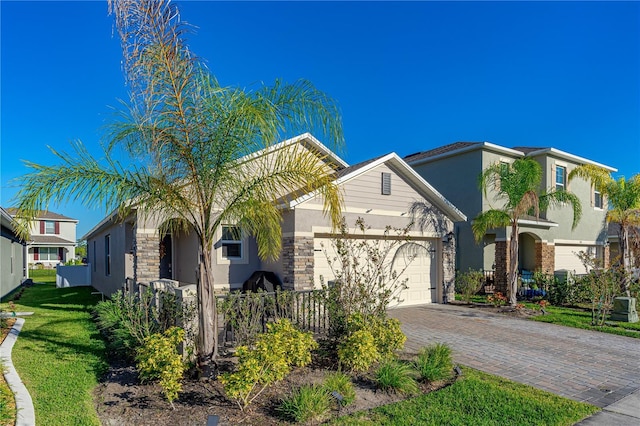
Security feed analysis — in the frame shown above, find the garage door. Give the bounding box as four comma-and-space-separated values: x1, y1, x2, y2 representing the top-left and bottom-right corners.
313, 237, 438, 306
555, 245, 593, 274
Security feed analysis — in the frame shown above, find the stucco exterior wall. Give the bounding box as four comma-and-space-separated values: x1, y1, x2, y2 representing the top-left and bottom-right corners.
1, 226, 25, 298
86, 221, 130, 296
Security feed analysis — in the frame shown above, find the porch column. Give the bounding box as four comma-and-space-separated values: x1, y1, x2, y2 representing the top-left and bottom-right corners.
535, 242, 555, 274
603, 244, 611, 268
135, 228, 160, 285
494, 240, 509, 294
282, 236, 314, 291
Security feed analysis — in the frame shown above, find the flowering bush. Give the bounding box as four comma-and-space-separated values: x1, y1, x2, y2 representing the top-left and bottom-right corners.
487, 292, 507, 307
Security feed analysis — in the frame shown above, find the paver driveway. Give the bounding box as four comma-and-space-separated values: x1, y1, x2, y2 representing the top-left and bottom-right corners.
389, 303, 640, 408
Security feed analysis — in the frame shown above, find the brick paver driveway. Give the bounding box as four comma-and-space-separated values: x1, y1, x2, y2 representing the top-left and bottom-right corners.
389, 303, 640, 408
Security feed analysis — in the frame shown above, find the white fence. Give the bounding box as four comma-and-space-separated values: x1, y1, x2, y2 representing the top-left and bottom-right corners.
56, 264, 92, 288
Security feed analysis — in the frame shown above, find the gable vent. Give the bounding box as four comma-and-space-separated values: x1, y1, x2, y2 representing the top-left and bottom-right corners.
381, 172, 391, 195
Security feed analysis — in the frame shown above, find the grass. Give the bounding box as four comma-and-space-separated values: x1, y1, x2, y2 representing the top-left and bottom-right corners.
530, 304, 640, 338
278, 384, 331, 423
332, 367, 599, 425
0, 361, 15, 426
375, 361, 419, 395
5, 269, 108, 426
457, 293, 640, 338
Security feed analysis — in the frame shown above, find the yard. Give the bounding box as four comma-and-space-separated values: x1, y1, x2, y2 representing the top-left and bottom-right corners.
0, 271, 602, 425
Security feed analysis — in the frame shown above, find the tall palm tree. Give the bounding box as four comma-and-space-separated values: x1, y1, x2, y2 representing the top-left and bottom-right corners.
12, 0, 344, 370
569, 165, 640, 295
472, 158, 582, 306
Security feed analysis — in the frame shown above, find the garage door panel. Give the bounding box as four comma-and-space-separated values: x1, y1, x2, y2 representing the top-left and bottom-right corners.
555, 245, 593, 274
314, 237, 438, 306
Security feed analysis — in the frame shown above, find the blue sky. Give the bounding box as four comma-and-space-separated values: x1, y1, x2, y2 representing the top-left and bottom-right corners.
2, 1, 639, 238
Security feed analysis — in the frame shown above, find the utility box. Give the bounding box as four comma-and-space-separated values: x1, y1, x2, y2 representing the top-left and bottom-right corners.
610, 297, 639, 323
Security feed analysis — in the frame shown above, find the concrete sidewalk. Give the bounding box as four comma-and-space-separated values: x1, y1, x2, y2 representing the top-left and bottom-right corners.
389, 303, 640, 424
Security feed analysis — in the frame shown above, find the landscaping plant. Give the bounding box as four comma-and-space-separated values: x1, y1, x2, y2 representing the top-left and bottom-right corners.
136, 327, 186, 407
219, 319, 317, 409
278, 384, 331, 424
414, 343, 453, 382
375, 360, 420, 395
322, 372, 356, 406
337, 329, 380, 372
455, 268, 485, 303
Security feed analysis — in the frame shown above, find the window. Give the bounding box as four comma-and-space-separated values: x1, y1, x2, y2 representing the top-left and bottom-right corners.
37, 247, 60, 261
381, 172, 391, 195
555, 166, 566, 191
594, 188, 603, 209
105, 235, 111, 276
221, 225, 242, 259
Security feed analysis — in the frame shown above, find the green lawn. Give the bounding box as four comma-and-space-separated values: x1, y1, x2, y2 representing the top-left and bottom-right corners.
529, 304, 640, 338
332, 368, 599, 425
5, 270, 108, 426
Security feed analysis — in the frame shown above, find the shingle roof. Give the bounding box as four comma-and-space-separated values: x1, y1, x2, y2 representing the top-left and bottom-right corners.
403, 142, 480, 163
335, 155, 386, 179
29, 235, 75, 245
5, 208, 77, 221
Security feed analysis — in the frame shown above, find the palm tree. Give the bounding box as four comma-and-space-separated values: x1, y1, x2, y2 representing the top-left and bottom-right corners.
12, 0, 344, 371
569, 165, 640, 295
472, 158, 582, 306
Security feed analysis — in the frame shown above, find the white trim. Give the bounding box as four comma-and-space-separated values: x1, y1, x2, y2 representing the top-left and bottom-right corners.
406, 142, 525, 166
289, 152, 467, 222
553, 239, 599, 245
526, 147, 617, 172
295, 202, 411, 218
517, 219, 559, 228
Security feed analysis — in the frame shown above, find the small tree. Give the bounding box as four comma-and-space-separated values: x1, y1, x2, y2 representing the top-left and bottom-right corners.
320, 217, 417, 338
576, 251, 624, 326
455, 268, 484, 303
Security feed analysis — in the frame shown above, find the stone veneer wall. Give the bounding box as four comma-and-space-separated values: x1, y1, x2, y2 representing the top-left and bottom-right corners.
135, 231, 160, 284
535, 242, 555, 274
494, 240, 509, 293
603, 245, 610, 268
442, 239, 456, 303
281, 236, 315, 290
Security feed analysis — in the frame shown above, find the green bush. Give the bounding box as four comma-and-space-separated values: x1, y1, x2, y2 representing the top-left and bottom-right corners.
376, 360, 420, 396
322, 372, 356, 406
219, 319, 317, 410
278, 384, 331, 423
414, 343, 453, 382
94, 289, 161, 357
345, 313, 406, 360
547, 275, 590, 306
455, 268, 485, 303
136, 327, 186, 405
337, 329, 379, 372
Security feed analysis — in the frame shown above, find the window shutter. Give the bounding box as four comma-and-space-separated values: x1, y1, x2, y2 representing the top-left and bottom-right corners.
58, 247, 64, 261
40, 221, 45, 234
54, 221, 60, 234
34, 247, 39, 261
381, 173, 391, 195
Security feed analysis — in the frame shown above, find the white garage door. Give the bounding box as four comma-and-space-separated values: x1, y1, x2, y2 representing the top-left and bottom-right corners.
555, 245, 593, 274
313, 238, 438, 306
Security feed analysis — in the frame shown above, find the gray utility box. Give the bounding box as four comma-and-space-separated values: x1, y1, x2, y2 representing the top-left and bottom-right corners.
610, 297, 639, 323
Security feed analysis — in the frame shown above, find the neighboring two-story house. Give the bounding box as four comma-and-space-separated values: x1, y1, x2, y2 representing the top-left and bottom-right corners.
7, 209, 78, 268
1, 207, 27, 298
405, 142, 616, 291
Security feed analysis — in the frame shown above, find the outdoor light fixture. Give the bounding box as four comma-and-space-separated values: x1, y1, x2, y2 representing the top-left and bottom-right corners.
207, 414, 219, 426
453, 365, 462, 376
331, 391, 344, 404
442, 231, 454, 244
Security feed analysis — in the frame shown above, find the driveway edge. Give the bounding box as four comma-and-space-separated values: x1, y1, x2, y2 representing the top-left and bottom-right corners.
0, 318, 36, 426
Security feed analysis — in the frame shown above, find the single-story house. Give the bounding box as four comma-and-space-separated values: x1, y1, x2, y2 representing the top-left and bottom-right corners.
83, 133, 466, 306
1, 207, 27, 298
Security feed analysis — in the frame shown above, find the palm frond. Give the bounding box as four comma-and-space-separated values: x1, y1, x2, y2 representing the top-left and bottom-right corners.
471, 209, 511, 242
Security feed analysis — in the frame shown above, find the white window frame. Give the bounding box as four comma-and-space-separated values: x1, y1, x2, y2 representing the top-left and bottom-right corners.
38, 247, 59, 261
594, 188, 603, 209
44, 221, 56, 234
555, 165, 566, 191
220, 225, 243, 260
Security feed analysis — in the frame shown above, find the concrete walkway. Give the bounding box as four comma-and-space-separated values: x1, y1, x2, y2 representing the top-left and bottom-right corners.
0, 317, 35, 426
389, 303, 640, 424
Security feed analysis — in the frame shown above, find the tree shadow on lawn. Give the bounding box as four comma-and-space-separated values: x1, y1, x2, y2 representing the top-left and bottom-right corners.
5, 283, 102, 313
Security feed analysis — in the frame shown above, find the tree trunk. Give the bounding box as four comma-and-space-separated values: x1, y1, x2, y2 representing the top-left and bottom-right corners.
620, 224, 631, 296
508, 222, 519, 306
197, 245, 218, 376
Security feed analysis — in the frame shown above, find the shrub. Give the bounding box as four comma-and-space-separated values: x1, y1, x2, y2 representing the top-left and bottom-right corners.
547, 275, 590, 306
487, 292, 507, 307
337, 329, 379, 372
455, 268, 484, 303
375, 360, 420, 395
322, 372, 356, 406
219, 319, 317, 409
414, 343, 453, 382
136, 327, 186, 406
278, 384, 331, 423
345, 313, 406, 360
94, 289, 160, 357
